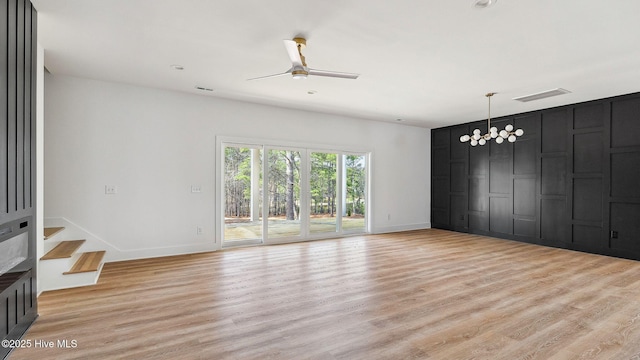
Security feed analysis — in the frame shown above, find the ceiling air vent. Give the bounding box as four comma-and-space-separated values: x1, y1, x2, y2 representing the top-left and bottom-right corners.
195, 86, 214, 92
512, 88, 571, 102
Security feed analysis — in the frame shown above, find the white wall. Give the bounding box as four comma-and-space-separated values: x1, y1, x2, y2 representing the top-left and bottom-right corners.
44, 74, 431, 261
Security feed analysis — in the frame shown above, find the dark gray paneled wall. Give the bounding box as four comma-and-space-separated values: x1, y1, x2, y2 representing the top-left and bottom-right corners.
431, 92, 640, 261
0, 0, 38, 357
2, 0, 36, 222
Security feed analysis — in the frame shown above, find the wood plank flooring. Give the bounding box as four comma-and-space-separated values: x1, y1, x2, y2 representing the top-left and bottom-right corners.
10, 229, 640, 359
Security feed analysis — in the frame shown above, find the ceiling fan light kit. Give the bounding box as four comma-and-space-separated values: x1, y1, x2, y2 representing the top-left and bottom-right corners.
460, 93, 524, 146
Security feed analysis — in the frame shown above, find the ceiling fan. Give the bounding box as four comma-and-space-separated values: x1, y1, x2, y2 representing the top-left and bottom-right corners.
248, 37, 359, 81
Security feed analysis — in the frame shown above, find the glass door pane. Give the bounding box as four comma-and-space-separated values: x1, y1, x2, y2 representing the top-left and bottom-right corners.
309, 152, 338, 234
267, 149, 302, 239
223, 145, 263, 246
343, 154, 367, 233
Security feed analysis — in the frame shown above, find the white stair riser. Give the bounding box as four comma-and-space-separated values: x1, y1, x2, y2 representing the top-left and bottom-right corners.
40, 253, 82, 271
39, 259, 104, 291
40, 268, 103, 291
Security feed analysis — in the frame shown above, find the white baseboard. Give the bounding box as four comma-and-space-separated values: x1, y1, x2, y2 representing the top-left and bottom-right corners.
43, 217, 430, 265
44, 217, 217, 263
372, 222, 431, 234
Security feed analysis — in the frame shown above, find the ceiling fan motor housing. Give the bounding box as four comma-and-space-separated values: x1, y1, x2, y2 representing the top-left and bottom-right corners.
291, 68, 308, 79
293, 37, 307, 48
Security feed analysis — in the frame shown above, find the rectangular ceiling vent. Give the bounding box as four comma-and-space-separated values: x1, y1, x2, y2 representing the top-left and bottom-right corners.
512, 88, 571, 102
195, 86, 214, 92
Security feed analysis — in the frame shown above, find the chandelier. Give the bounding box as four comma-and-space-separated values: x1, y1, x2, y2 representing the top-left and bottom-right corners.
460, 92, 523, 146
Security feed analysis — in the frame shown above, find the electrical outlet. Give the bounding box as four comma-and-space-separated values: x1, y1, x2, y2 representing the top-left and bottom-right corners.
196, 226, 203, 235
387, 214, 391, 221
105, 185, 117, 194
191, 185, 202, 193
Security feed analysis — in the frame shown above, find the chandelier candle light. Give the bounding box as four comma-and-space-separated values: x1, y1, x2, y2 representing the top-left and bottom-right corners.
460, 92, 524, 146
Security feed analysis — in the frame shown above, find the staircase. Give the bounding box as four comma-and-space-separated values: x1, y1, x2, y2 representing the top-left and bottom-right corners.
40, 226, 107, 291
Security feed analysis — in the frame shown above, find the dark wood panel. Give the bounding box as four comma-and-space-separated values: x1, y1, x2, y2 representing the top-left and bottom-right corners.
7, 0, 18, 215
7, 289, 17, 336
574, 103, 604, 129
541, 156, 566, 195
514, 178, 536, 216
431, 177, 449, 210
514, 138, 536, 175
432, 147, 448, 176
490, 120, 511, 158
0, 0, 7, 215
574, 132, 603, 174
468, 213, 488, 231
0, 298, 4, 337
610, 203, 640, 253
541, 198, 567, 244
24, 0, 32, 209
450, 162, 466, 193
611, 97, 640, 148
450, 195, 467, 229
29, 275, 34, 311
469, 177, 486, 212
17, 283, 25, 322
0, 271, 36, 359
0, 2, 38, 355
573, 225, 604, 249
431, 128, 450, 228
431, 209, 448, 226
573, 178, 602, 222
611, 152, 640, 198
432, 92, 640, 261
432, 128, 449, 147
514, 218, 536, 237
16, 0, 26, 212
541, 109, 569, 153
450, 126, 468, 161
469, 139, 488, 175
515, 114, 538, 137
489, 159, 510, 194
489, 197, 511, 234
30, 4, 37, 208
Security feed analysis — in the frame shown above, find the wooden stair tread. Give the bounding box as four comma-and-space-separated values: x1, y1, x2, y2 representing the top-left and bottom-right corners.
64, 251, 106, 274
41, 240, 86, 260
44, 227, 65, 240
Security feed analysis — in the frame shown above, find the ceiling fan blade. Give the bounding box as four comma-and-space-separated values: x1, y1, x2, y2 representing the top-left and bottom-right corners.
283, 40, 303, 68
247, 69, 292, 81
308, 68, 359, 79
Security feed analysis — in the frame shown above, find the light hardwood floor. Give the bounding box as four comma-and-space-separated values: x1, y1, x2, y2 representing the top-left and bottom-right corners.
10, 229, 640, 359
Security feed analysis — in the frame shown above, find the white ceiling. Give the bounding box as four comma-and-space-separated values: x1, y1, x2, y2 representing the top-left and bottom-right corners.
32, 0, 640, 128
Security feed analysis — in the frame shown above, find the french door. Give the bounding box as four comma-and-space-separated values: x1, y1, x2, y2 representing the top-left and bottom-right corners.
222, 145, 263, 247
221, 142, 368, 247
265, 148, 303, 241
